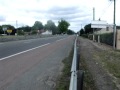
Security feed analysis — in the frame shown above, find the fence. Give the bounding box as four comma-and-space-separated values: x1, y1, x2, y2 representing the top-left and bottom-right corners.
69, 37, 84, 90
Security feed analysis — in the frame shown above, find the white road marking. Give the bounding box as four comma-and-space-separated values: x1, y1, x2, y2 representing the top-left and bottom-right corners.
24, 41, 31, 43
56, 38, 65, 42
0, 43, 50, 61
0, 43, 4, 45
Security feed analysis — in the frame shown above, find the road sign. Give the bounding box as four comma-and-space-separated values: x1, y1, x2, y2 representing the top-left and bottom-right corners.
2, 27, 7, 31
7, 30, 12, 33
91, 20, 107, 28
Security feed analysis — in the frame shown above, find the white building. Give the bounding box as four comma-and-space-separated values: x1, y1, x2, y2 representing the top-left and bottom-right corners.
94, 24, 113, 34
41, 30, 52, 35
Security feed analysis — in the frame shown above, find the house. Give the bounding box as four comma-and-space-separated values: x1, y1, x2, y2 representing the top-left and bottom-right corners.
41, 30, 52, 35
94, 24, 113, 34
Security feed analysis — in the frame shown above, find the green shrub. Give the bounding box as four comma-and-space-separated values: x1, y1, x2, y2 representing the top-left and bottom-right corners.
81, 33, 113, 46
100, 33, 113, 46
17, 30, 24, 35
31, 30, 37, 35
88, 34, 93, 40
81, 34, 88, 38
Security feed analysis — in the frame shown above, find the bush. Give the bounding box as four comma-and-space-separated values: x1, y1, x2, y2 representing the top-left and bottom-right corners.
100, 33, 113, 46
31, 30, 37, 35
17, 30, 24, 35
88, 34, 93, 40
81, 33, 113, 46
81, 34, 88, 38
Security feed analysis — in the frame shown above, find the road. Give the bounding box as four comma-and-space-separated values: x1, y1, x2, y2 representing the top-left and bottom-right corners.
0, 35, 75, 90
0, 36, 70, 59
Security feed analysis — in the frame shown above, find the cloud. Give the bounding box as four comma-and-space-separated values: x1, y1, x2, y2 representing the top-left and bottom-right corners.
0, 15, 6, 21
23, 5, 92, 29
44, 6, 92, 31
0, 0, 120, 32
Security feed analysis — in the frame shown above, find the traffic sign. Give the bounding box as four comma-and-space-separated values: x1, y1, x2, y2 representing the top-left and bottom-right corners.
2, 27, 7, 31
7, 30, 12, 33
91, 20, 107, 28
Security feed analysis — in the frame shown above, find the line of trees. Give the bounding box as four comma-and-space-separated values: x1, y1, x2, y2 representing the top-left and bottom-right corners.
79, 24, 93, 36
0, 25, 16, 35
0, 19, 75, 35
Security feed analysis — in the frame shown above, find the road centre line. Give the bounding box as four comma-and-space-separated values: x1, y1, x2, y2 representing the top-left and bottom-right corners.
56, 38, 65, 42
0, 43, 50, 61
24, 41, 31, 43
0, 43, 4, 45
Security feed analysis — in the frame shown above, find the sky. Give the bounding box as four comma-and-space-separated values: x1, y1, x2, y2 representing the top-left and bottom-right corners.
0, 0, 120, 32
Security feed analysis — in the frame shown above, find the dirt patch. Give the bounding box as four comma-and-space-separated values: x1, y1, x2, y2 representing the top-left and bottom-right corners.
77, 37, 119, 90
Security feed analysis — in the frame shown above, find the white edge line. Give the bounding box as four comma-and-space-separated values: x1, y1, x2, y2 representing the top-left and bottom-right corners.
0, 43, 50, 61
24, 41, 31, 43
56, 38, 65, 42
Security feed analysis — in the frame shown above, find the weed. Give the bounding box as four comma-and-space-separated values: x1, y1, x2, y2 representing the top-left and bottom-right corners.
56, 49, 73, 90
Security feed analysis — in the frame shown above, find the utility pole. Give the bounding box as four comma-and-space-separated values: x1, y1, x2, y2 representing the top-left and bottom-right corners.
113, 0, 116, 49
93, 7, 95, 41
93, 8, 95, 20
16, 20, 18, 35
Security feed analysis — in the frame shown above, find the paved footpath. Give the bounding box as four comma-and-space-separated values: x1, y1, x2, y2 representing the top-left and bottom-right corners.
0, 36, 75, 90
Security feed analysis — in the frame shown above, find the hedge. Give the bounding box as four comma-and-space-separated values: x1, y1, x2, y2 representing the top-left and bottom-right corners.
81, 33, 113, 46
81, 34, 88, 38
100, 33, 113, 46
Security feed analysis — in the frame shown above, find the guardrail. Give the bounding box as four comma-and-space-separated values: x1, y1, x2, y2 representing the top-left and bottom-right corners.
69, 37, 84, 90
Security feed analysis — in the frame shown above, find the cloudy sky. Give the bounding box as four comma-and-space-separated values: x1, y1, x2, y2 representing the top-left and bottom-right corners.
0, 0, 120, 32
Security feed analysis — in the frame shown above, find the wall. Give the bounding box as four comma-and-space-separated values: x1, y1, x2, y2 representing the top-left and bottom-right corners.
94, 25, 113, 34
116, 30, 120, 49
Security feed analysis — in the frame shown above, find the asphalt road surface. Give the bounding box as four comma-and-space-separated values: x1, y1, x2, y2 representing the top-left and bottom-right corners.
0, 35, 75, 90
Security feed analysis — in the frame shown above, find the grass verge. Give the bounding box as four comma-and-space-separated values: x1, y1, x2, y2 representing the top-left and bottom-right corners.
80, 55, 97, 90
94, 50, 120, 90
94, 50, 120, 85
56, 49, 73, 90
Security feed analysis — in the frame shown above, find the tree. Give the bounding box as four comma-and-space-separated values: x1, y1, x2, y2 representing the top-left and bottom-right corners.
80, 29, 85, 36
0, 26, 3, 34
44, 20, 58, 35
116, 26, 120, 29
17, 30, 24, 35
31, 30, 38, 35
17, 26, 32, 35
0, 25, 15, 34
58, 19, 70, 34
2, 25, 15, 30
67, 29, 75, 35
84, 24, 93, 34
32, 21, 43, 30
18, 26, 32, 32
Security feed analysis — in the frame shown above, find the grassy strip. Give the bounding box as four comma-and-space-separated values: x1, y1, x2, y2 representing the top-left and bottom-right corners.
93, 50, 120, 89
94, 50, 120, 79
56, 49, 73, 90
80, 55, 97, 90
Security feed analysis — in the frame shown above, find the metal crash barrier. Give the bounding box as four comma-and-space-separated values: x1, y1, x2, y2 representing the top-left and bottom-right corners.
69, 37, 84, 90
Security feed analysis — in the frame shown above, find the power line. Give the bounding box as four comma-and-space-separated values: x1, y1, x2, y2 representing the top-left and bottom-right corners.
99, 1, 113, 19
